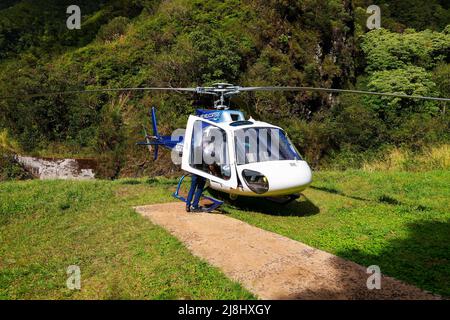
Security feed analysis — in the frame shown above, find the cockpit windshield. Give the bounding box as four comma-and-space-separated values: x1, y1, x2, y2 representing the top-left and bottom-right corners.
234, 127, 302, 165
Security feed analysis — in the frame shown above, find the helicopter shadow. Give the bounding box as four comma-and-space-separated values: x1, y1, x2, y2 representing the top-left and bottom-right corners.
309, 185, 432, 211
209, 190, 320, 217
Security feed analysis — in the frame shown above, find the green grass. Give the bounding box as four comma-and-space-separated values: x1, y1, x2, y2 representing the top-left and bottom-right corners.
1, 171, 449, 299
0, 178, 254, 299
223, 170, 450, 297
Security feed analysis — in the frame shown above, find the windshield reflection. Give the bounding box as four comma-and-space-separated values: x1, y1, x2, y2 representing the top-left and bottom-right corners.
234, 127, 302, 165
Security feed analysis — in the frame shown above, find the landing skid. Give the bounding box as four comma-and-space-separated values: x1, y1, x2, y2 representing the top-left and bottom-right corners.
173, 175, 223, 213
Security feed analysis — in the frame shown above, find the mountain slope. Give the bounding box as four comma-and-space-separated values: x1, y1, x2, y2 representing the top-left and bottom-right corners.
0, 0, 449, 177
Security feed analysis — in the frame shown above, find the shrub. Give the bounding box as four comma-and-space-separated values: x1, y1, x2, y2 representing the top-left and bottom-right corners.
432, 62, 450, 98
0, 148, 31, 181
361, 28, 450, 72
94, 95, 127, 179
96, 17, 130, 42
362, 144, 450, 172
365, 66, 439, 120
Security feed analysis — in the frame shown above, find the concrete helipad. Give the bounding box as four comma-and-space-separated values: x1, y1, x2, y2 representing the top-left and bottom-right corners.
134, 202, 439, 300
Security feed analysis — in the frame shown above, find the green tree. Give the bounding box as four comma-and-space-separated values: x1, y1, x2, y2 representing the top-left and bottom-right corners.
361, 28, 450, 72
366, 66, 439, 120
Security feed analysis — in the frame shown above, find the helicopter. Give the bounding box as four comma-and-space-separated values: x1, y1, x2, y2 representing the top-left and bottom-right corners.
134, 83, 450, 211
1, 83, 449, 212
137, 84, 314, 209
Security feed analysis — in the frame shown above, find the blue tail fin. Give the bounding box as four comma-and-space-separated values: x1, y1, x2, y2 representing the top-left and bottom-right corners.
151, 107, 159, 137
137, 106, 183, 161
150, 107, 159, 160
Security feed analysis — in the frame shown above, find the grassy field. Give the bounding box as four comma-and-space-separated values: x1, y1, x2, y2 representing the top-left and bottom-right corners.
0, 178, 254, 299
1, 170, 449, 299
224, 170, 450, 297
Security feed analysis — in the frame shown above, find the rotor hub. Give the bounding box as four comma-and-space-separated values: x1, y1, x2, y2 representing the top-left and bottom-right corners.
195, 83, 241, 110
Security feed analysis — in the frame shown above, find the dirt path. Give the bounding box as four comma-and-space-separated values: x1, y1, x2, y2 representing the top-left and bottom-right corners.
135, 203, 439, 300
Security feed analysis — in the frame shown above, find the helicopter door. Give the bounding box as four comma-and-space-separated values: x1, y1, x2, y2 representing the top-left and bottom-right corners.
182, 116, 238, 189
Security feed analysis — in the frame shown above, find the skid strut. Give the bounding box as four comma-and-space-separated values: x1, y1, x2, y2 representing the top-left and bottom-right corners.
173, 175, 223, 212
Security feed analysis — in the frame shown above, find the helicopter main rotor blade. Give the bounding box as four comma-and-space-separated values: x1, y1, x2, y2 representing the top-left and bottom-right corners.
238, 86, 450, 102
1, 84, 449, 103
0, 87, 198, 100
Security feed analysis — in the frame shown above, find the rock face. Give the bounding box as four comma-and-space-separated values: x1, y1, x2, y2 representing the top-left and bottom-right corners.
15, 156, 96, 180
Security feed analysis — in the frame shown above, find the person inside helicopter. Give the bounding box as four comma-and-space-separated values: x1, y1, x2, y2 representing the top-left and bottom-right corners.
187, 123, 233, 212
205, 127, 231, 180
186, 124, 221, 212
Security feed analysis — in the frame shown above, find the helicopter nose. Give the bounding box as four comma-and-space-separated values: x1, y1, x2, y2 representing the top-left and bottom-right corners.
240, 160, 312, 196
264, 160, 312, 191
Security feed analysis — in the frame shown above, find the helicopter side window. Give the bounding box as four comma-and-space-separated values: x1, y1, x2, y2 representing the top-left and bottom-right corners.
189, 120, 231, 180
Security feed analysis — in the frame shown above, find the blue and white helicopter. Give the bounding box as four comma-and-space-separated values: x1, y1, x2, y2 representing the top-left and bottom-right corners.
138, 84, 313, 210
135, 83, 450, 211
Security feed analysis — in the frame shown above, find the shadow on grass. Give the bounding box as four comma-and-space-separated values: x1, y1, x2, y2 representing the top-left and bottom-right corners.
271, 220, 447, 299
120, 179, 142, 185
335, 219, 449, 298
210, 191, 320, 217
310, 185, 373, 202
310, 186, 431, 211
